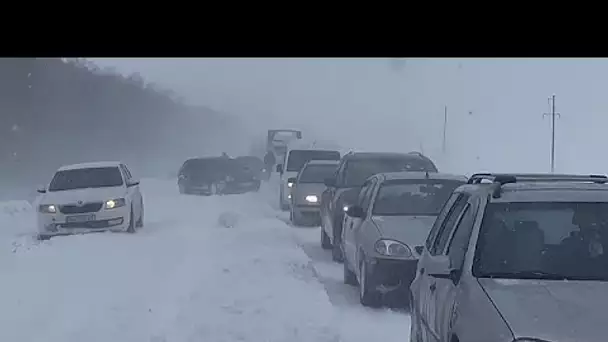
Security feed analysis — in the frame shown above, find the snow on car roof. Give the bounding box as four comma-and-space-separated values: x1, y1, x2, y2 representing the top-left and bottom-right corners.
57, 161, 122, 171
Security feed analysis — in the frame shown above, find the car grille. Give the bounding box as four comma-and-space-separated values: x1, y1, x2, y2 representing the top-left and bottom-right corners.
59, 202, 103, 214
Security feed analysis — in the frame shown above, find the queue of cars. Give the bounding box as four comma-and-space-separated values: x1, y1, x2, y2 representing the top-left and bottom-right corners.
280, 145, 608, 342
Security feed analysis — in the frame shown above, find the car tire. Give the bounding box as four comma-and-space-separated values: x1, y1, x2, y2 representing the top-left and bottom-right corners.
136, 200, 144, 228
321, 228, 331, 250
343, 260, 358, 286
126, 207, 136, 234
291, 209, 303, 226
359, 260, 382, 307
331, 241, 343, 263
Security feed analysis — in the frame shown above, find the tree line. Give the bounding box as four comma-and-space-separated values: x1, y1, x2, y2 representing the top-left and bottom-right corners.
0, 58, 238, 190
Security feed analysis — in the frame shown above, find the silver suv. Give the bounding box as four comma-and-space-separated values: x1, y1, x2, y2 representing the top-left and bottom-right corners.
410, 173, 608, 342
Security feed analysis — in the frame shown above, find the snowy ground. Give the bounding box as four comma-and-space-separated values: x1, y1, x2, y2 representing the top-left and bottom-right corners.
0, 178, 409, 342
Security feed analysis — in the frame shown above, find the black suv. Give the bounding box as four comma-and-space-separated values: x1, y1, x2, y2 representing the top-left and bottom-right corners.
320, 151, 438, 262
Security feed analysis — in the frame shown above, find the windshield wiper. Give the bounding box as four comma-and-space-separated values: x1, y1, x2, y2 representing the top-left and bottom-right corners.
480, 270, 571, 280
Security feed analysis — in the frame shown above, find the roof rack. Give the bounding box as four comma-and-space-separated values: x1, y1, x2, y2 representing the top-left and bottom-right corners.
467, 173, 608, 198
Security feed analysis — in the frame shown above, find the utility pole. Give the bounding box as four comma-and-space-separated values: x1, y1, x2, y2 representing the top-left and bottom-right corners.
543, 94, 560, 173
442, 105, 448, 154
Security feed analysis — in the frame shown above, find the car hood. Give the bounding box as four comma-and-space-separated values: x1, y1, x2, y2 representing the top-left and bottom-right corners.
479, 278, 608, 342
371, 215, 436, 249
41, 187, 127, 205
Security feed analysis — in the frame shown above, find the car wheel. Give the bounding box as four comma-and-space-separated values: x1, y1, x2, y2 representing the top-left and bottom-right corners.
136, 200, 144, 228
409, 296, 423, 341
320, 228, 331, 250
291, 209, 303, 226
343, 259, 358, 286
359, 260, 382, 307
126, 207, 136, 234
331, 241, 343, 263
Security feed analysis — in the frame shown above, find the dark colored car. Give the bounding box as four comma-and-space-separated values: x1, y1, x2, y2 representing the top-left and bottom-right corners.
235, 156, 267, 182
341, 171, 466, 307
178, 157, 260, 196
320, 151, 439, 262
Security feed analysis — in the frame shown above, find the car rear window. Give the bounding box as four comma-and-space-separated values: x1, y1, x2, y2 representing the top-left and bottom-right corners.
343, 157, 434, 187
286, 150, 340, 172
299, 164, 338, 183
49, 167, 124, 192
372, 179, 465, 216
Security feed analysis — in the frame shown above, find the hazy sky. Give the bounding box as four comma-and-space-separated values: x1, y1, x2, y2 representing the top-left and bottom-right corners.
91, 58, 608, 175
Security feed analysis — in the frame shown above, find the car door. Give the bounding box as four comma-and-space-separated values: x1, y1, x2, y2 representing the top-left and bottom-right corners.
120, 164, 141, 216
411, 192, 463, 342
424, 194, 469, 342
344, 179, 373, 264
323, 160, 345, 240
321, 164, 339, 236
353, 178, 380, 270
431, 196, 477, 342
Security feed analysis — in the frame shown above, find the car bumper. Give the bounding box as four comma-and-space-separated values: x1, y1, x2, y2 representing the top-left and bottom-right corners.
367, 258, 419, 293
293, 204, 321, 223
37, 206, 130, 236
182, 182, 214, 195
223, 180, 260, 194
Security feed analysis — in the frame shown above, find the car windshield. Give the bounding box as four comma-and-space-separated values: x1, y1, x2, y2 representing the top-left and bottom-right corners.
344, 158, 432, 187
473, 201, 608, 281
49, 167, 124, 191
299, 165, 337, 183
372, 180, 465, 216
286, 150, 340, 172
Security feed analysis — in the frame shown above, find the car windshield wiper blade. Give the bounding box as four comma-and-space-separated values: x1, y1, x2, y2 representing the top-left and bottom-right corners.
481, 270, 571, 280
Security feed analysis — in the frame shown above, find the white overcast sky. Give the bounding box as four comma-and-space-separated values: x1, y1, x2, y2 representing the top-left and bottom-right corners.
90, 58, 608, 175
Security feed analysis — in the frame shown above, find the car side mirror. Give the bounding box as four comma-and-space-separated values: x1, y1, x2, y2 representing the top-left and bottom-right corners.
127, 179, 140, 187
414, 245, 424, 255
37, 186, 46, 194
427, 255, 460, 284
345, 205, 365, 218
324, 177, 336, 187
276, 164, 283, 173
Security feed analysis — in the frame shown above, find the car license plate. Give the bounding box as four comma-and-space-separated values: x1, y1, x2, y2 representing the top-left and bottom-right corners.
66, 214, 95, 223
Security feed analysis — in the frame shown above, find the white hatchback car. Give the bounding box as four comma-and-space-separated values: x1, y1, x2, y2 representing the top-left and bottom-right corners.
36, 161, 144, 239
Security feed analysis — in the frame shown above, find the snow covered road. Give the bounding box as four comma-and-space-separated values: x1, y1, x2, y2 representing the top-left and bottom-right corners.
0, 179, 409, 342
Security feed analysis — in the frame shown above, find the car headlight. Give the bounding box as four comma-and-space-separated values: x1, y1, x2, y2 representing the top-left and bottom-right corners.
343, 205, 349, 212
105, 198, 126, 209
374, 239, 412, 257
38, 204, 57, 213
305, 195, 318, 203
287, 182, 293, 188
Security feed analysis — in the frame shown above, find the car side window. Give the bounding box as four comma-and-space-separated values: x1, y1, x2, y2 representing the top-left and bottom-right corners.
357, 180, 372, 206
446, 198, 479, 268
360, 178, 377, 213
118, 165, 130, 182
122, 164, 133, 179
336, 160, 348, 186
431, 194, 469, 256
426, 193, 461, 251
